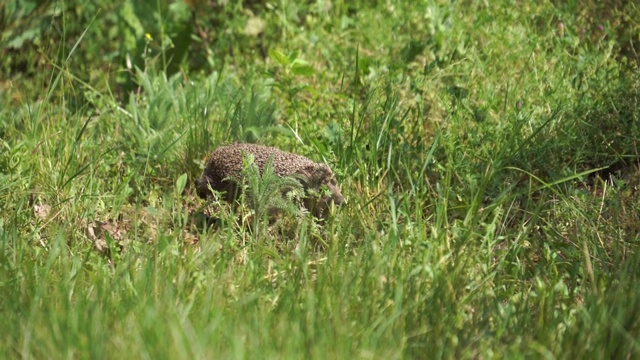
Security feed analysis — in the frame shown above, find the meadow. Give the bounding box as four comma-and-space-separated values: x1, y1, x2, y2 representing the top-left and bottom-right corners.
1, 0, 640, 358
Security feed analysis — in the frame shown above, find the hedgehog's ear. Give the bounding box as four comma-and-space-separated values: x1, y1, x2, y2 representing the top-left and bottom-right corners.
297, 165, 315, 188
299, 164, 332, 187
314, 164, 333, 182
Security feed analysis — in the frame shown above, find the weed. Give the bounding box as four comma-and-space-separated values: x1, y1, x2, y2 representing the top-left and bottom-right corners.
1, 0, 640, 358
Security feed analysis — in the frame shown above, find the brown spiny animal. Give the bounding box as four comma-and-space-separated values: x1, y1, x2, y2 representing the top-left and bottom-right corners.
196, 143, 344, 218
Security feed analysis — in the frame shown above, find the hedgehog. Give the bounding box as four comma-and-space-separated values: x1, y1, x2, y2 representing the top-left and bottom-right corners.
196, 143, 344, 218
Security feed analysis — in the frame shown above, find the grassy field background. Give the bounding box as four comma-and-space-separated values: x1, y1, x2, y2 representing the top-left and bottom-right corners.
1, 0, 640, 358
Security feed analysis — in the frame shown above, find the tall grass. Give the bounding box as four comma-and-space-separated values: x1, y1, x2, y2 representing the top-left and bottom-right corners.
1, 0, 639, 358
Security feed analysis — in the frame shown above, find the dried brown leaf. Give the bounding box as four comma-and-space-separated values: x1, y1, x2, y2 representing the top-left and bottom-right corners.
33, 204, 51, 220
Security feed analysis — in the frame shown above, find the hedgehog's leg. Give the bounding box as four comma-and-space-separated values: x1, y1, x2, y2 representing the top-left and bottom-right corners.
221, 180, 241, 204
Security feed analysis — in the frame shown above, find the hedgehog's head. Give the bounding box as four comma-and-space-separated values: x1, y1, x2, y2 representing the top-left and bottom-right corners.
195, 175, 211, 199
297, 163, 344, 218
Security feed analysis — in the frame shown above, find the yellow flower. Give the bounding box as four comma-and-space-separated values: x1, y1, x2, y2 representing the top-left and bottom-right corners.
145, 33, 152, 41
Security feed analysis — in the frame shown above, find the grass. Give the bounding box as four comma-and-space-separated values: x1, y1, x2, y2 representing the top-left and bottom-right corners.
1, 0, 640, 358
